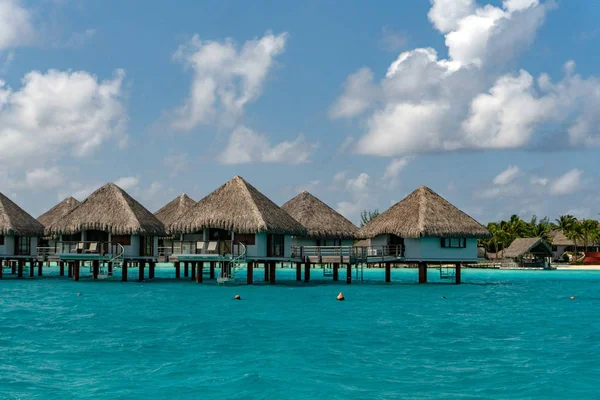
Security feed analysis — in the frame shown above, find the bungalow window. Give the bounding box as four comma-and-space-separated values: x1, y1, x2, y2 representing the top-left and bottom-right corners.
15, 236, 31, 255
441, 238, 466, 248
235, 234, 255, 246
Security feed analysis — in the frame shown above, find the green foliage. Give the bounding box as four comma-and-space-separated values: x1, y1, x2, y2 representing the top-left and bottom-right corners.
360, 209, 380, 227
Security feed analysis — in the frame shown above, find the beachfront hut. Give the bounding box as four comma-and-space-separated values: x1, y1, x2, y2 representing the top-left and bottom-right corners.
281, 191, 358, 247
154, 194, 196, 257
0, 191, 44, 258
49, 183, 166, 259
171, 176, 306, 259
503, 237, 553, 268
37, 196, 81, 253
548, 230, 598, 261
358, 186, 490, 283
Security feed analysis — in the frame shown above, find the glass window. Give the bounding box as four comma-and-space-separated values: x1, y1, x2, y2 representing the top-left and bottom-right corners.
441, 238, 467, 248
15, 236, 31, 255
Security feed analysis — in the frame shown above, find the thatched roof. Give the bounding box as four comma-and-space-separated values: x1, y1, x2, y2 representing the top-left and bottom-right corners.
354, 239, 371, 247
358, 186, 490, 239
49, 183, 166, 235
503, 237, 552, 258
0, 192, 45, 236
38, 196, 80, 235
154, 194, 196, 233
281, 191, 358, 239
172, 176, 307, 235
548, 230, 596, 246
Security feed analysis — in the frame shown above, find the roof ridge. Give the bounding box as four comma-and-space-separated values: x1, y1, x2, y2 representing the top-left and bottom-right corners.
238, 178, 267, 230
112, 184, 143, 230
417, 187, 427, 237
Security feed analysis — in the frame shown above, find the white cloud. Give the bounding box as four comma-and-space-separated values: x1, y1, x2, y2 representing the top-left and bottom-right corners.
333, 171, 348, 183
26, 167, 63, 190
530, 175, 548, 186
475, 185, 523, 199
493, 165, 520, 185
0, 0, 36, 50
550, 169, 583, 196
0, 50, 14, 73
382, 156, 413, 188
0, 69, 127, 166
329, 68, 377, 119
170, 31, 287, 130
380, 26, 408, 52
336, 136, 356, 155
428, 0, 475, 34
346, 172, 370, 192
218, 125, 316, 165
115, 176, 139, 191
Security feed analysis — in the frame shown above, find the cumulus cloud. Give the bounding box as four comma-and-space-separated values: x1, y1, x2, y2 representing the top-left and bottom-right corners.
26, 167, 63, 190
0, 69, 127, 166
114, 176, 139, 191
170, 31, 287, 130
331, 0, 600, 156
0, 0, 36, 50
218, 125, 317, 165
493, 165, 521, 185
550, 169, 583, 196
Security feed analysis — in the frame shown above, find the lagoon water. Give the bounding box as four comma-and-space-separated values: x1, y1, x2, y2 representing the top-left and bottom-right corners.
1, 267, 599, 399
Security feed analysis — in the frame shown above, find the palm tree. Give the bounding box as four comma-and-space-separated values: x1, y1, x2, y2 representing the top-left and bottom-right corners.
580, 220, 599, 253
556, 215, 577, 233
565, 222, 584, 264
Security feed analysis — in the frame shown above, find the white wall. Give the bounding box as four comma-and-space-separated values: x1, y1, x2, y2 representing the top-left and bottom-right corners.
403, 238, 421, 259
125, 234, 139, 257
284, 235, 292, 258
410, 237, 478, 262
0, 235, 13, 256
370, 234, 388, 247
30, 237, 38, 256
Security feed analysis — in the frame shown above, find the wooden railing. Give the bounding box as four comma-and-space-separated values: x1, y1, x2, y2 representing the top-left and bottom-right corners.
169, 240, 245, 256
292, 245, 405, 261
55, 241, 121, 255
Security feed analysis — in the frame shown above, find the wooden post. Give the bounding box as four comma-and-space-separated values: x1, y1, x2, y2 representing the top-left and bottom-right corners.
247, 262, 254, 285
92, 260, 99, 279
190, 261, 196, 280
264, 262, 270, 282
37, 261, 43, 276
209, 262, 215, 279
0, 263, 3, 279
174, 261, 180, 279
196, 262, 202, 283
184, 262, 189, 278
269, 261, 276, 284
385, 262, 391, 283
295, 262, 301, 281
68, 262, 73, 278
108, 262, 113, 276
59, 261, 65, 276
122, 260, 128, 282
17, 259, 23, 278
149, 261, 155, 279
138, 260, 145, 281
333, 263, 339, 281
12, 262, 16, 275
455, 262, 461, 284
346, 263, 352, 284
29, 260, 35, 277
304, 262, 310, 282
418, 262, 427, 284
73, 261, 80, 281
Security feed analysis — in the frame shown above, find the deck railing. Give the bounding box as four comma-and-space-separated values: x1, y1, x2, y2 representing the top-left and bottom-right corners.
292, 244, 405, 261
169, 240, 245, 256
56, 241, 120, 256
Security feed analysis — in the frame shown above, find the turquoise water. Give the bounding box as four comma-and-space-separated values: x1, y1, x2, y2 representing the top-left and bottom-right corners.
1, 267, 599, 399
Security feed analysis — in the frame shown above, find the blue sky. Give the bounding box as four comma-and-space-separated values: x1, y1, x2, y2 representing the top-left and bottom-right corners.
1, 0, 600, 225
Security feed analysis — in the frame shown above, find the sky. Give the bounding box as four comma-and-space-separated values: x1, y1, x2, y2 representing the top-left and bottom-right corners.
1, 0, 600, 225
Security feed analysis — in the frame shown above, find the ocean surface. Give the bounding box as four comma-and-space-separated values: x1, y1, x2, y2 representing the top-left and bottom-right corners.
1, 266, 599, 399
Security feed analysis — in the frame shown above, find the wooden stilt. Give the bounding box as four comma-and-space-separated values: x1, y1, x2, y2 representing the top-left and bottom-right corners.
196, 262, 202, 283
139, 260, 145, 281
418, 262, 427, 284
73, 261, 80, 281
68, 262, 73, 277
385, 262, 391, 283
92, 260, 99, 279
346, 263, 352, 284
455, 262, 461, 284
295, 262, 301, 281
122, 260, 128, 282
190, 261, 196, 280
149, 261, 155, 279
108, 262, 113, 276
175, 261, 180, 279
333, 263, 339, 281
12, 262, 16, 275
17, 260, 23, 278
184, 262, 189, 278
247, 262, 254, 284
29, 260, 34, 277
264, 262, 270, 282
0, 263, 3, 279
59, 261, 65, 276
269, 261, 276, 284
209, 262, 215, 279
304, 262, 310, 283
37, 261, 43, 276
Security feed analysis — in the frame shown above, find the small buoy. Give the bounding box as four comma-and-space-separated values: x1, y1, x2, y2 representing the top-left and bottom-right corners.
442, 296, 446, 299
570, 296, 575, 300
77, 293, 81, 296
337, 292, 345, 301
234, 294, 241, 300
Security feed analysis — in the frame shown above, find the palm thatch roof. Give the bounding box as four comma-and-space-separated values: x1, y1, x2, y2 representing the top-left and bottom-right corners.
548, 230, 596, 247
49, 183, 166, 235
0, 192, 45, 236
154, 194, 196, 233
281, 191, 358, 239
38, 196, 81, 235
354, 239, 371, 247
503, 237, 553, 258
358, 186, 490, 239
172, 176, 307, 235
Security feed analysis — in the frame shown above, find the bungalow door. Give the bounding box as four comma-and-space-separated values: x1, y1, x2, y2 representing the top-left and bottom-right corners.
139, 236, 154, 257
388, 235, 405, 257
267, 234, 285, 257
14, 236, 31, 256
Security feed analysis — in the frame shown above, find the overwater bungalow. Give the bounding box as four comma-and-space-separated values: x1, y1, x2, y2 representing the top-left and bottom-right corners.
0, 192, 45, 264
48, 183, 166, 280
37, 196, 81, 259
358, 186, 490, 283
170, 176, 307, 282
502, 237, 553, 269
154, 194, 196, 260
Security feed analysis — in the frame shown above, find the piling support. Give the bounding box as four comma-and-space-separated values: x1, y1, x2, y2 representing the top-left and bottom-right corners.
138, 260, 145, 281
59, 261, 65, 276
247, 262, 254, 285
190, 261, 196, 280
385, 262, 391, 283
418, 262, 427, 284
12, 262, 16, 275
108, 262, 113, 276
68, 262, 73, 278
0, 263, 3, 279
17, 260, 24, 278
73, 261, 80, 281
269, 261, 276, 284
184, 262, 189, 278
333, 263, 339, 281
37, 261, 43, 276
92, 260, 99, 279
304, 262, 310, 283
295, 262, 301, 281
346, 263, 352, 284
149, 261, 155, 279
122, 260, 128, 282
196, 262, 202, 283
264, 262, 270, 282
29, 260, 34, 277
455, 262, 461, 285
209, 262, 215, 279
174, 261, 180, 279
